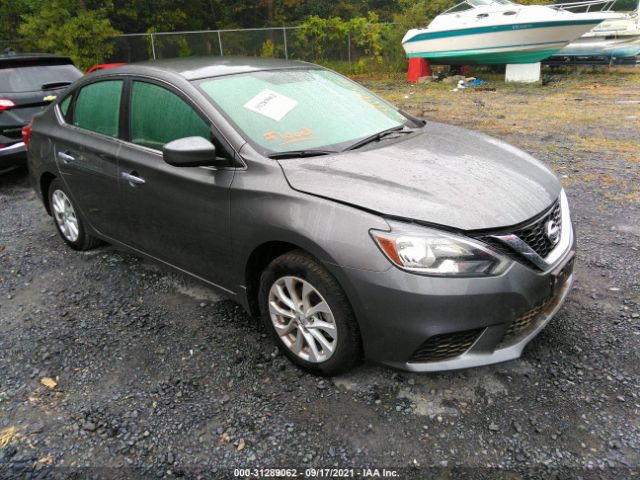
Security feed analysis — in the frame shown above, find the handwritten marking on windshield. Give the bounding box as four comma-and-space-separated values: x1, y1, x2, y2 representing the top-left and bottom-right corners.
263, 128, 319, 146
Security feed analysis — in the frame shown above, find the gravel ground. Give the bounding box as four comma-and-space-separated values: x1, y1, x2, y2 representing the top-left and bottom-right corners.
1, 71, 639, 479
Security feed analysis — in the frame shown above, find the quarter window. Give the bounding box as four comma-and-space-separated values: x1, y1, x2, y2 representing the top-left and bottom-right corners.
130, 82, 211, 151
73, 81, 122, 137
59, 95, 72, 118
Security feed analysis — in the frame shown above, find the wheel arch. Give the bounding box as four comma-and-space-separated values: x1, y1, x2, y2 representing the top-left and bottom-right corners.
40, 171, 57, 215
243, 235, 353, 318
244, 240, 303, 318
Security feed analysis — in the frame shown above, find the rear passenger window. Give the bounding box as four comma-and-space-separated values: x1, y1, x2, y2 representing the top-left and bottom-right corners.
73, 80, 123, 137
130, 82, 211, 150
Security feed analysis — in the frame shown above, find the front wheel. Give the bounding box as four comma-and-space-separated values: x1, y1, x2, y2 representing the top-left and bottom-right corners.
258, 251, 362, 376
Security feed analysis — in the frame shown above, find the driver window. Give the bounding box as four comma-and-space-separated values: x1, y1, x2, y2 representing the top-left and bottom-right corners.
130, 81, 229, 158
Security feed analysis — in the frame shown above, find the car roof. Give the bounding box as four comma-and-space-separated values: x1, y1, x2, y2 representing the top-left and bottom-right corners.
109, 56, 317, 81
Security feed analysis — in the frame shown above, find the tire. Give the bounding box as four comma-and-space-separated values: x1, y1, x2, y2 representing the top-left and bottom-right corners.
48, 178, 101, 251
259, 250, 362, 376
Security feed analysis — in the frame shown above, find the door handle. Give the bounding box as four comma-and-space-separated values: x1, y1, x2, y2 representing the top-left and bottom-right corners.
57, 151, 75, 164
121, 171, 146, 186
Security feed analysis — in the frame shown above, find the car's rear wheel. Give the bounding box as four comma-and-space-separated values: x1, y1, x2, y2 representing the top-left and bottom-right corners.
48, 178, 101, 251
259, 250, 362, 375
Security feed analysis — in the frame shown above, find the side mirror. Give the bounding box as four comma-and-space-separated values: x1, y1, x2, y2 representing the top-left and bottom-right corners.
163, 136, 228, 168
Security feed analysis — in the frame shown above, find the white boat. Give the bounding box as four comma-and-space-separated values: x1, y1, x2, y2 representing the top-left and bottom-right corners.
551, 1, 640, 64
402, 0, 621, 65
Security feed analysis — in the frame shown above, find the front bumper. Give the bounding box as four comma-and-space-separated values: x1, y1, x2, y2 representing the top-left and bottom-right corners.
0, 141, 27, 169
396, 270, 573, 372
338, 231, 576, 372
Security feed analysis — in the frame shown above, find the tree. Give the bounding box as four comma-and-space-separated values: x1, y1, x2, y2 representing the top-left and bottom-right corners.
0, 0, 30, 42
19, 0, 119, 70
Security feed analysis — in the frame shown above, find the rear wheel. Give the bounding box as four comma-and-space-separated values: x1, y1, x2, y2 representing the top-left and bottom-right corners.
259, 250, 362, 375
48, 178, 101, 251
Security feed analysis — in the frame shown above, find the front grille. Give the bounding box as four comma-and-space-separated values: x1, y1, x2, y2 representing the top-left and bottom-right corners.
512, 199, 561, 258
477, 198, 562, 271
481, 237, 540, 270
498, 297, 554, 348
408, 328, 484, 363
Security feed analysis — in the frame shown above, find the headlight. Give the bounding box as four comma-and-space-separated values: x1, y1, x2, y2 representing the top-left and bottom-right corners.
371, 223, 510, 277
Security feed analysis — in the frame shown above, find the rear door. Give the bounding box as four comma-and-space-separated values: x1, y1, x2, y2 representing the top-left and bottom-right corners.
117, 79, 235, 289
53, 79, 127, 240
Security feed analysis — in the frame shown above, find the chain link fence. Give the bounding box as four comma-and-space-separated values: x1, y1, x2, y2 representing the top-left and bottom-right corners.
109, 25, 406, 73
3, 24, 407, 74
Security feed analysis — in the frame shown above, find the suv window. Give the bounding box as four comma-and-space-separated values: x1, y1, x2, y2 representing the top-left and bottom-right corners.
73, 80, 123, 137
0, 63, 82, 93
130, 81, 211, 151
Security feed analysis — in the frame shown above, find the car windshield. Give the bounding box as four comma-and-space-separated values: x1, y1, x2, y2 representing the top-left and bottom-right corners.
0, 63, 82, 93
195, 69, 410, 155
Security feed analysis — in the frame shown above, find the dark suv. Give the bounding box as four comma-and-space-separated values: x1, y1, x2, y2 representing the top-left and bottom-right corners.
1, 51, 82, 170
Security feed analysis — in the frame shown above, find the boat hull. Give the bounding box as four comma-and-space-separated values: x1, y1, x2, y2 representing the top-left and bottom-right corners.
416, 48, 562, 65
403, 20, 603, 64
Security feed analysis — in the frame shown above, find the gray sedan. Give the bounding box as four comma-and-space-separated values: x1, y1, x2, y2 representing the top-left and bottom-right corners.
26, 57, 576, 375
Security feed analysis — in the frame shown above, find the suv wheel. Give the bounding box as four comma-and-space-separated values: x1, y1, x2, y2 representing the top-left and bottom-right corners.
49, 178, 101, 251
259, 250, 362, 375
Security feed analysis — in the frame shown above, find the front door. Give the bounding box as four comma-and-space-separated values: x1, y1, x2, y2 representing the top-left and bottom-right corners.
117, 79, 235, 290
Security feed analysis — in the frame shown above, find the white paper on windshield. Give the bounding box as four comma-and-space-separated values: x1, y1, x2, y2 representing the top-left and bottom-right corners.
244, 89, 298, 121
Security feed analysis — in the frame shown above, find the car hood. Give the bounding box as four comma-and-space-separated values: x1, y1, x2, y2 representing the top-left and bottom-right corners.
278, 122, 561, 231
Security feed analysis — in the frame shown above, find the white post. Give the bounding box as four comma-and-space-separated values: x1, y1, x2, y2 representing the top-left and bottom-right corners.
283, 27, 288, 59
505, 63, 541, 83
150, 34, 156, 60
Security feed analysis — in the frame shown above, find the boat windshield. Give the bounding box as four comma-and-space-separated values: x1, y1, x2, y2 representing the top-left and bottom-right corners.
445, 0, 517, 13
469, 0, 516, 6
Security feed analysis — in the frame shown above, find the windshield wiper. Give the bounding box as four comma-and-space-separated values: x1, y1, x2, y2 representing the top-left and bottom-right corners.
268, 149, 338, 159
345, 125, 413, 151
41, 81, 72, 90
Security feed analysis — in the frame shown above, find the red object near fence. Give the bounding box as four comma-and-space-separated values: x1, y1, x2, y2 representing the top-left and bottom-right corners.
407, 58, 431, 83
86, 63, 127, 74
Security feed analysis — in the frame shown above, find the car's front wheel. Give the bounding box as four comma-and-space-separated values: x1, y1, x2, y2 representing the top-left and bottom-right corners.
259, 251, 362, 376
48, 178, 101, 251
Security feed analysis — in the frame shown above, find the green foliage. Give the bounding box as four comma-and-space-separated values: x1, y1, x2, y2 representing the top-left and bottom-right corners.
615, 0, 639, 9
0, 0, 29, 43
260, 39, 277, 57
349, 12, 384, 61
18, 0, 120, 70
295, 12, 387, 72
178, 37, 192, 57
296, 16, 350, 60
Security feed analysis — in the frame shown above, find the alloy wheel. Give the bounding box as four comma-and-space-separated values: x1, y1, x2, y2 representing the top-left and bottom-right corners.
51, 189, 79, 242
268, 276, 338, 363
